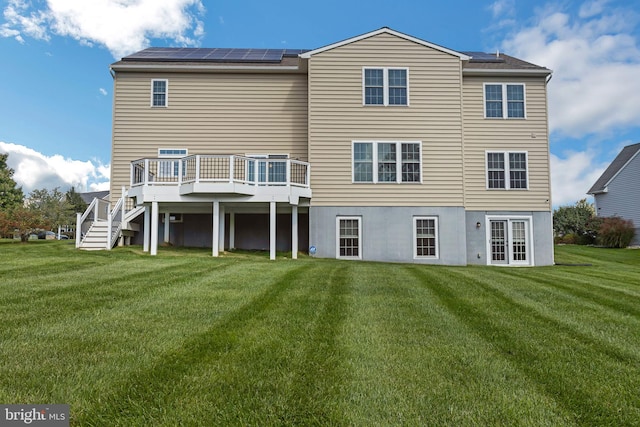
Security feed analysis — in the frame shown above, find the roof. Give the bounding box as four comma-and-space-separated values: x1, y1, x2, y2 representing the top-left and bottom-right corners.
462, 52, 551, 75
80, 190, 109, 204
111, 27, 550, 75
588, 143, 640, 194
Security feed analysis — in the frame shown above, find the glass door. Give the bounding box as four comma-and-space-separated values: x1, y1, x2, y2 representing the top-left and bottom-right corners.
489, 219, 530, 265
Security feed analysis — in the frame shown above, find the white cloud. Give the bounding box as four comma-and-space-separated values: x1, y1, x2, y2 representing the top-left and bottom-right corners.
0, 141, 110, 195
494, 2, 640, 207
99, 87, 107, 96
578, 0, 610, 18
489, 0, 515, 18
1, 0, 206, 58
550, 150, 607, 206
500, 4, 640, 139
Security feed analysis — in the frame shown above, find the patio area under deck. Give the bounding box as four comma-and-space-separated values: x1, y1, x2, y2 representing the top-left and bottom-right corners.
139, 199, 309, 260
128, 155, 311, 260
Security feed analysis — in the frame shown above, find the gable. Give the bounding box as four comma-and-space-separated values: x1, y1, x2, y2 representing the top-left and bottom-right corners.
588, 143, 640, 194
300, 27, 470, 60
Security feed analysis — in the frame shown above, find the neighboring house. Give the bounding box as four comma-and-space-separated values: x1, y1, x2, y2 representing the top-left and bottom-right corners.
80, 27, 554, 265
587, 143, 640, 245
80, 191, 110, 205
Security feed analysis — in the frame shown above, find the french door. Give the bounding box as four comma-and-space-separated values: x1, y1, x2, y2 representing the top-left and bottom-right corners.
489, 218, 531, 265
247, 154, 288, 184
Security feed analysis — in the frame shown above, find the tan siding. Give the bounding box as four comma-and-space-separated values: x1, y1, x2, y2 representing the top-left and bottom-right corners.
111, 72, 308, 200
308, 33, 465, 207
463, 76, 551, 211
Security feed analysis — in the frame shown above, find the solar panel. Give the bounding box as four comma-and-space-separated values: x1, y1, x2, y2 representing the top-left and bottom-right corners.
122, 47, 310, 63
462, 51, 504, 63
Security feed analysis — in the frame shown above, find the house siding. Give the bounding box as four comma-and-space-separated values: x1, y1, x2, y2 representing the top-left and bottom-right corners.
462, 76, 552, 211
594, 153, 640, 245
110, 72, 308, 201
307, 33, 465, 207
106, 28, 554, 265
310, 206, 467, 265
465, 210, 553, 266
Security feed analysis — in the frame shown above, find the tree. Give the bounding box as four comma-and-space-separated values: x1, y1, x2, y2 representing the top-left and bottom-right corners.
0, 205, 50, 242
66, 186, 87, 215
0, 153, 24, 210
27, 187, 73, 230
553, 199, 597, 244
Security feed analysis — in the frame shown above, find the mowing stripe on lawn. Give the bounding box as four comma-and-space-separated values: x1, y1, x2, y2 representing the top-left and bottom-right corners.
412, 266, 640, 426
73, 264, 312, 426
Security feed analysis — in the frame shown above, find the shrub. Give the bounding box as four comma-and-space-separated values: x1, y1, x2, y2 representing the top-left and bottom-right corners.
597, 217, 636, 248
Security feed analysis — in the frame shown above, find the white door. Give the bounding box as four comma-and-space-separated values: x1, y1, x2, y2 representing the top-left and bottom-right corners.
489, 218, 530, 265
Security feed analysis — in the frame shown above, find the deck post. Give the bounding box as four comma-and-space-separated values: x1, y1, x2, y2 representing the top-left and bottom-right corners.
212, 200, 220, 257
291, 205, 298, 259
150, 201, 159, 256
219, 204, 225, 251
143, 206, 150, 252
229, 212, 235, 249
270, 201, 276, 260
164, 213, 170, 243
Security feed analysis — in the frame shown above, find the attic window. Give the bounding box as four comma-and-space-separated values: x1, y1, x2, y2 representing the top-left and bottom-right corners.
363, 68, 408, 106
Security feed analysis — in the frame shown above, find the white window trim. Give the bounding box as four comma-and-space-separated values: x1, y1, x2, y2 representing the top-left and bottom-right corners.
245, 153, 289, 159
483, 82, 526, 119
151, 79, 168, 107
158, 148, 188, 158
362, 67, 410, 106
336, 216, 362, 260
352, 141, 423, 184
485, 151, 529, 190
413, 216, 439, 259
485, 215, 534, 266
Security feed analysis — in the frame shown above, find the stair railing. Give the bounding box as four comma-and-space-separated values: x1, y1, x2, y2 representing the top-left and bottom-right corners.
107, 187, 128, 249
76, 197, 110, 248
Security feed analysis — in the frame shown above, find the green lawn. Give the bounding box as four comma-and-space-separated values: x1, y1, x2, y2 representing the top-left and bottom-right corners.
1, 241, 639, 426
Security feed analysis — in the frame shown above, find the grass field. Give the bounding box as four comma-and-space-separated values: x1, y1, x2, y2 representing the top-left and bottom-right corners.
0, 241, 639, 426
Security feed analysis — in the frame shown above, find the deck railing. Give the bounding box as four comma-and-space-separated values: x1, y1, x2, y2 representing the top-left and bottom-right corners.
131, 155, 310, 189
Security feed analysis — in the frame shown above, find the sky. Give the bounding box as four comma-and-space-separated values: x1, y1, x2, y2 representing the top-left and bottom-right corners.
1, 0, 639, 207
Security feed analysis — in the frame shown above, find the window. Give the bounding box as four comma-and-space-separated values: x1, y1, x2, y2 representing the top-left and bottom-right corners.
486, 152, 528, 190
484, 83, 525, 118
414, 217, 438, 258
158, 148, 187, 178
151, 79, 168, 107
353, 141, 421, 183
363, 68, 408, 106
353, 143, 373, 182
337, 217, 361, 259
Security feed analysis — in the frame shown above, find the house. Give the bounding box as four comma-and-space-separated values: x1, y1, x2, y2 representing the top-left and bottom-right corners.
587, 143, 640, 245
80, 190, 109, 205
78, 27, 554, 265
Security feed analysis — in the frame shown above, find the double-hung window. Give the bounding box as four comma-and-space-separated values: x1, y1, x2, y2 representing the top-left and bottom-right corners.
337, 217, 361, 259
486, 151, 528, 190
363, 68, 408, 106
484, 83, 525, 118
353, 141, 421, 183
151, 79, 168, 107
414, 217, 439, 258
